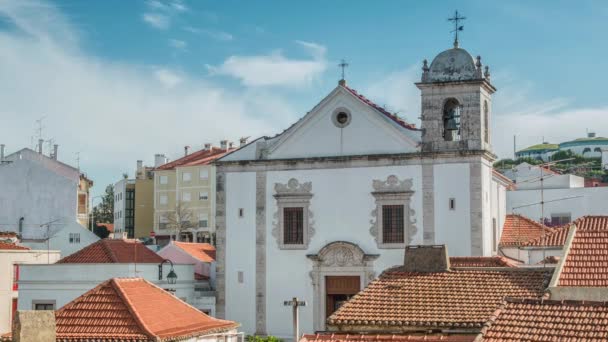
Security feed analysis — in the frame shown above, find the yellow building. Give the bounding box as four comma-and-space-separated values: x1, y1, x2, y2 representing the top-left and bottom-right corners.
153, 146, 232, 245
134, 163, 155, 239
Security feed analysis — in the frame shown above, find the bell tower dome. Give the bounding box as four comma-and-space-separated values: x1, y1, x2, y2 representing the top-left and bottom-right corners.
416, 45, 496, 155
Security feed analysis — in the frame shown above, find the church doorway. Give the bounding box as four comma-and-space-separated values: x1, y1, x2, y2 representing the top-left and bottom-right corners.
325, 276, 360, 318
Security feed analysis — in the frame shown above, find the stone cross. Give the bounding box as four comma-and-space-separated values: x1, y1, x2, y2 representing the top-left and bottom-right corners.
338, 59, 349, 81
283, 297, 307, 342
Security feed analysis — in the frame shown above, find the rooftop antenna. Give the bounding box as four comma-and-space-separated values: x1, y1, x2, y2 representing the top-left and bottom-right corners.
75, 152, 81, 171
35, 116, 46, 141
448, 10, 466, 48
338, 59, 349, 86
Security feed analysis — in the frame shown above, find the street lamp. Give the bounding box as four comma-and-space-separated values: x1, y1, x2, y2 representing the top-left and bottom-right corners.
158, 259, 178, 285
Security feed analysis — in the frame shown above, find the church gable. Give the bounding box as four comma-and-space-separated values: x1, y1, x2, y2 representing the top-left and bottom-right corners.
267, 85, 421, 160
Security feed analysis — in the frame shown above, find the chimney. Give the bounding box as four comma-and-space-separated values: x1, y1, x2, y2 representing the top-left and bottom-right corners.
184, 145, 190, 156
220, 140, 228, 150
52, 144, 58, 160
154, 154, 168, 167
38, 139, 43, 154
204, 143, 212, 150
13, 310, 56, 342
0, 144, 4, 163
239, 137, 249, 147
229, 141, 234, 149
137, 160, 143, 170
402, 245, 450, 273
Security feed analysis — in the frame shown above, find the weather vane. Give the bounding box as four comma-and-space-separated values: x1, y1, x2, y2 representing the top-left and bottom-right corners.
448, 10, 466, 48
338, 59, 349, 80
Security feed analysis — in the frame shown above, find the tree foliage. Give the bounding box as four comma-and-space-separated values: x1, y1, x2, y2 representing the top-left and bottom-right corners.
93, 224, 110, 239
247, 336, 282, 342
92, 184, 114, 225
162, 201, 195, 241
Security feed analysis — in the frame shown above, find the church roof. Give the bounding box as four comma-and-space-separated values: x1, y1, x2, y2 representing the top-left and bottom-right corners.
327, 267, 552, 330
427, 47, 477, 83
55, 278, 238, 341
481, 298, 608, 341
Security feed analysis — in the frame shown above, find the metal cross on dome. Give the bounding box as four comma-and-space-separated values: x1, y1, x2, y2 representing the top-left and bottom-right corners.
448, 10, 466, 48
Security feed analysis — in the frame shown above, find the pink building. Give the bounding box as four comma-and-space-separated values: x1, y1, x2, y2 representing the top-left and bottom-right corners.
158, 241, 216, 287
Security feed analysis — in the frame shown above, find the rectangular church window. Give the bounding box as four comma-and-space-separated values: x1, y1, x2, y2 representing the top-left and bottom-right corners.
283, 207, 304, 244
382, 205, 404, 244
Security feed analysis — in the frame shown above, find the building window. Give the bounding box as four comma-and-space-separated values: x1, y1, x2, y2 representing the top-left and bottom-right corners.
182, 172, 191, 182
331, 108, 352, 128
273, 178, 314, 250
484, 100, 489, 144
159, 176, 168, 184
199, 169, 209, 179
238, 271, 244, 284
492, 218, 497, 253
182, 192, 191, 202
449, 198, 456, 210
370, 175, 415, 249
283, 207, 304, 245
160, 195, 168, 205
238, 208, 244, 218
159, 216, 168, 230
199, 192, 209, 201
550, 213, 571, 226
595, 147, 602, 153
381, 205, 404, 244
199, 213, 209, 228
78, 194, 87, 214
69, 233, 80, 244
13, 264, 19, 291
443, 98, 461, 141
32, 301, 55, 310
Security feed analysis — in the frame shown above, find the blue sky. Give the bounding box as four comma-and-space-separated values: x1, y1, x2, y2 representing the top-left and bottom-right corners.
1, 0, 608, 197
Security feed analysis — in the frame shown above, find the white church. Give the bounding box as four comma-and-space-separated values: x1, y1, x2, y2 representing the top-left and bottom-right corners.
214, 40, 511, 337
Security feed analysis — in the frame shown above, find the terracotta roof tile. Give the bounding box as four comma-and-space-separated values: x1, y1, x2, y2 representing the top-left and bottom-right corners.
449, 256, 520, 268
155, 147, 232, 171
482, 298, 608, 341
327, 268, 551, 330
301, 334, 476, 342
56, 278, 238, 341
558, 228, 608, 287
173, 241, 215, 262
499, 214, 553, 247
342, 86, 418, 131
0, 241, 30, 250
57, 239, 164, 264
571, 215, 608, 230
524, 225, 570, 247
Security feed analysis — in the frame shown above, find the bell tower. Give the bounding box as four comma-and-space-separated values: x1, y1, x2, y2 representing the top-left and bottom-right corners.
416, 46, 496, 155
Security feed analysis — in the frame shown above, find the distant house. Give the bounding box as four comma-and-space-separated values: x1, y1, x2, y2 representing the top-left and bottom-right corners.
20, 218, 99, 258
516, 132, 608, 161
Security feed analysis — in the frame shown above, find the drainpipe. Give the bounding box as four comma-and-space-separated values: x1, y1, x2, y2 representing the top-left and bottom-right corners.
0, 144, 4, 163
19, 217, 24, 235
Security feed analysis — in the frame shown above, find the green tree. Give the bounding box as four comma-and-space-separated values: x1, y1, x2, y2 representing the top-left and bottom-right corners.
93, 224, 110, 239
92, 184, 114, 225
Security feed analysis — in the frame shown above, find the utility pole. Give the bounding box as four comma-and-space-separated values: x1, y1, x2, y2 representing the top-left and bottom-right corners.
284, 297, 306, 342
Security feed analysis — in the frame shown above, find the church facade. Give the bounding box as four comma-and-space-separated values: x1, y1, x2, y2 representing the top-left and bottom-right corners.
214, 43, 509, 337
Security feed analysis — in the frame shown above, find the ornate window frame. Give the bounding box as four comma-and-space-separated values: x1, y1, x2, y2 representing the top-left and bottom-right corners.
272, 178, 315, 250
370, 175, 416, 249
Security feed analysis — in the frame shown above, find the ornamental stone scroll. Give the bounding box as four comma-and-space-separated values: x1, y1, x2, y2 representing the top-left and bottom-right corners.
272, 178, 315, 250
370, 175, 417, 249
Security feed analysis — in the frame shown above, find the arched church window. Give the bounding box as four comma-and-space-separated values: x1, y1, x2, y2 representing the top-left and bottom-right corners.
483, 100, 489, 143
583, 147, 591, 154
443, 98, 461, 141
594, 147, 602, 152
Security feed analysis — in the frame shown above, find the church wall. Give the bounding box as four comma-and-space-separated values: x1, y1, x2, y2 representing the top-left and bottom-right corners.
481, 162, 494, 256
224, 172, 257, 334
432, 163, 471, 256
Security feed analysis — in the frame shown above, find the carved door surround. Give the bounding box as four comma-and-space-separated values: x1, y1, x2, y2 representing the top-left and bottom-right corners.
307, 241, 379, 331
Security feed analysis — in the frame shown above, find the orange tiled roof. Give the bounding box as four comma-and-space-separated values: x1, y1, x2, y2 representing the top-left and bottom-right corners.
55, 278, 238, 341
155, 147, 232, 171
301, 334, 476, 342
449, 256, 520, 268
558, 229, 608, 287
499, 214, 553, 247
0, 231, 17, 238
571, 215, 608, 230
57, 239, 164, 264
524, 225, 570, 247
173, 241, 216, 262
0, 241, 30, 250
481, 298, 608, 341
327, 268, 551, 330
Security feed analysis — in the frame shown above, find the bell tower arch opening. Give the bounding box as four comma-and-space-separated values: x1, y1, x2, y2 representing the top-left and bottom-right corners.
443, 98, 462, 142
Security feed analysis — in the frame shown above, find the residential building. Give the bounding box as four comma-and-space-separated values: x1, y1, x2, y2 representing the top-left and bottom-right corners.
215, 41, 510, 336
17, 238, 209, 313
154, 145, 234, 245
498, 214, 566, 264
516, 132, 608, 161
0, 242, 60, 334
20, 218, 99, 258
113, 160, 155, 239
0, 144, 93, 239
159, 241, 217, 315
10, 278, 240, 342
500, 162, 584, 190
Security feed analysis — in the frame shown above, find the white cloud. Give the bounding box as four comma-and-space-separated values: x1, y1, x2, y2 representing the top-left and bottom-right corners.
183, 26, 234, 42
208, 41, 327, 87
0, 0, 295, 195
365, 65, 421, 125
142, 12, 170, 30
169, 38, 187, 49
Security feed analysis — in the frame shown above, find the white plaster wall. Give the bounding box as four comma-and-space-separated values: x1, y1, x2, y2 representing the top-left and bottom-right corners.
490, 178, 507, 254
602, 150, 608, 170
433, 163, 471, 256
562, 144, 606, 158
0, 159, 77, 238
113, 179, 127, 233
224, 172, 257, 334
507, 187, 608, 222
516, 174, 584, 190
23, 220, 99, 258
481, 163, 493, 256
18, 263, 195, 310
0, 249, 61, 334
